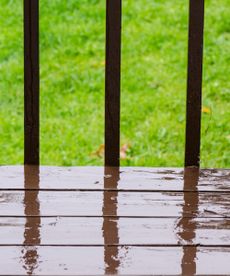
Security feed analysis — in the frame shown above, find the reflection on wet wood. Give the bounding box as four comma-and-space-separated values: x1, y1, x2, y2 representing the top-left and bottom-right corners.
180, 167, 199, 275
0, 246, 230, 275
103, 167, 119, 274
22, 166, 40, 275
0, 166, 229, 191
0, 166, 229, 275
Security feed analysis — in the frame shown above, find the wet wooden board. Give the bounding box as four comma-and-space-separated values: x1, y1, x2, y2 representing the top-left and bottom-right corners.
0, 190, 229, 217
0, 246, 230, 275
0, 166, 229, 191
0, 217, 229, 246
0, 166, 229, 275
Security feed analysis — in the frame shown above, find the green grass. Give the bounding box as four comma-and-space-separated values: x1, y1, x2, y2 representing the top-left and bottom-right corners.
0, 0, 229, 167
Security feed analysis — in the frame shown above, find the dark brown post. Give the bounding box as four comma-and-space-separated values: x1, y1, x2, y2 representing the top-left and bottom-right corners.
24, 0, 40, 165
105, 0, 122, 167
185, 0, 205, 167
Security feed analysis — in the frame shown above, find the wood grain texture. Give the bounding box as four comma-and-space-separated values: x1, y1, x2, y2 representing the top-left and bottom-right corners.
0, 217, 229, 246
0, 166, 229, 191
0, 190, 229, 217
0, 246, 229, 275
24, 0, 40, 165
185, 0, 205, 167
105, 0, 122, 167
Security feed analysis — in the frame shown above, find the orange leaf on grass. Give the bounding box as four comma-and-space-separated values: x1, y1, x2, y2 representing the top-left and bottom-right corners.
92, 144, 104, 158
202, 106, 211, 114
120, 143, 131, 160
92, 143, 131, 160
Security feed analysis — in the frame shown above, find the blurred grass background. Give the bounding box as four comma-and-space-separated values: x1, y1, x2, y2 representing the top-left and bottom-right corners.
0, 0, 229, 167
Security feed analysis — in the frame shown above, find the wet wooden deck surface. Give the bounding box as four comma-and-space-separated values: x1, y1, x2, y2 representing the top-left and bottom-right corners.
0, 166, 229, 275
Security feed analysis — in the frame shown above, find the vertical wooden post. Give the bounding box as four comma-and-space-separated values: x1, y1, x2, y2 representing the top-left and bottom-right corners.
24, 0, 40, 165
105, 0, 122, 167
185, 0, 205, 167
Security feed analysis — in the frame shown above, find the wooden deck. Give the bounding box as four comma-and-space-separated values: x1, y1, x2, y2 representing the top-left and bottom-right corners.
0, 166, 229, 275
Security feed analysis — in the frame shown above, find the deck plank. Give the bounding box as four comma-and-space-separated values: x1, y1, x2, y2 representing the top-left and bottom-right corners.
0, 246, 230, 275
0, 166, 229, 191
0, 217, 229, 246
0, 190, 229, 217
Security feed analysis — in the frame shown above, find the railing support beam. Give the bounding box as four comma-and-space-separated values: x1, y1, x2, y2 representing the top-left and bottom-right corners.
24, 0, 40, 165
105, 0, 122, 167
185, 0, 205, 167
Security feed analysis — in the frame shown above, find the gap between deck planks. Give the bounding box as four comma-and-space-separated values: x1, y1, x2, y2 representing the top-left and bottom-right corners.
0, 166, 229, 275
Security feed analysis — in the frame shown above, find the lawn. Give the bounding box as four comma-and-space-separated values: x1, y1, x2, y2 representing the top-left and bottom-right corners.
0, 0, 229, 167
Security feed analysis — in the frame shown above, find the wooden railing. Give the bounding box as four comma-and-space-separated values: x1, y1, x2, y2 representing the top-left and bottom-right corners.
23, 0, 205, 167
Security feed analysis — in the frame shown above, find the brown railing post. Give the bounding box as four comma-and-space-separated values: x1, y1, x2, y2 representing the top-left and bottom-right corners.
185, 0, 205, 167
105, 0, 122, 167
24, 0, 40, 165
